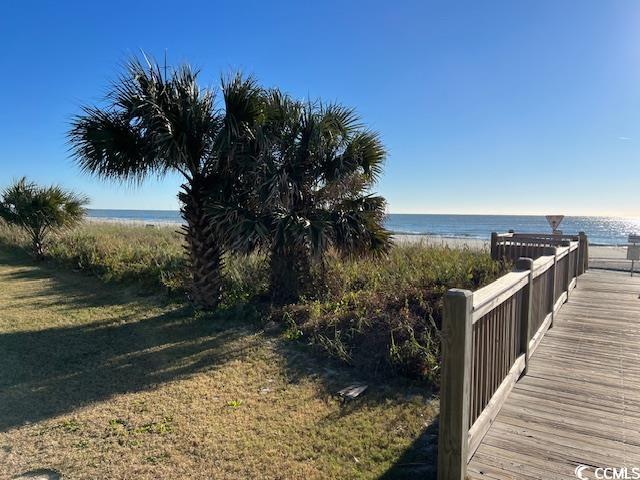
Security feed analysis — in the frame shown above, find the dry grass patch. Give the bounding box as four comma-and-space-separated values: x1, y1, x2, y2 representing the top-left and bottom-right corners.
0, 249, 437, 479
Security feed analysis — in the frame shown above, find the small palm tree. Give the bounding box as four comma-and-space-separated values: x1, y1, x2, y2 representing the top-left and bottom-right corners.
0, 178, 88, 258
212, 91, 391, 302
68, 57, 263, 309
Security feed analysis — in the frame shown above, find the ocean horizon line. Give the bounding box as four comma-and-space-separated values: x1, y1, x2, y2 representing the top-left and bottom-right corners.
86, 208, 639, 219
84, 209, 640, 246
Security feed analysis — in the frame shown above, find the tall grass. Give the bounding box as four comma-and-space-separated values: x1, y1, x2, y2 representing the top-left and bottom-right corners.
281, 245, 505, 383
0, 221, 269, 303
0, 221, 507, 382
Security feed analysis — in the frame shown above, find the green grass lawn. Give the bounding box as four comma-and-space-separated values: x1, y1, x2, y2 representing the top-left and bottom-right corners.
0, 248, 438, 479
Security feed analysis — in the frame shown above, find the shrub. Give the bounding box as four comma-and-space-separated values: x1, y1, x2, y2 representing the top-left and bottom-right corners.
276, 244, 507, 383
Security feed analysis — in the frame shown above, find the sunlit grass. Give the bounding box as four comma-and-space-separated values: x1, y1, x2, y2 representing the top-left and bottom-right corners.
0, 248, 437, 479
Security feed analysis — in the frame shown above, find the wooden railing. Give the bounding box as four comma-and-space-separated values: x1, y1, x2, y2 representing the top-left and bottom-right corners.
437, 237, 586, 480
491, 231, 589, 275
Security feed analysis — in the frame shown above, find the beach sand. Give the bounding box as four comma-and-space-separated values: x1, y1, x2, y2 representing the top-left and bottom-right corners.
393, 234, 639, 274
589, 245, 639, 273
392, 234, 489, 250
86, 219, 639, 274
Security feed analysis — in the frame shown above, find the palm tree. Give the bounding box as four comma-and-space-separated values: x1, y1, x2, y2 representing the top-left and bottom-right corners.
211, 91, 391, 303
68, 57, 263, 309
0, 178, 88, 258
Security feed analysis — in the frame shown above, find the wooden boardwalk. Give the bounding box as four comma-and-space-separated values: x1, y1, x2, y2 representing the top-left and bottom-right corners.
468, 269, 640, 479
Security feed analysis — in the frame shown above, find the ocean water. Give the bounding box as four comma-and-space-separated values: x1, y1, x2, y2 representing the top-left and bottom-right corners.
87, 210, 640, 246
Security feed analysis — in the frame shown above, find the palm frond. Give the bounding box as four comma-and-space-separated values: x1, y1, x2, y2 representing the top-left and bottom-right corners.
329, 194, 391, 257
69, 108, 158, 183
0, 178, 88, 256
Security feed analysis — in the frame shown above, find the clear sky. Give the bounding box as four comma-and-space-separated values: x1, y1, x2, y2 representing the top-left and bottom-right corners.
1, 0, 639, 216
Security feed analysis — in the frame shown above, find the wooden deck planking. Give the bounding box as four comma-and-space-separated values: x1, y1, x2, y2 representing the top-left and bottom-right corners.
468, 269, 640, 479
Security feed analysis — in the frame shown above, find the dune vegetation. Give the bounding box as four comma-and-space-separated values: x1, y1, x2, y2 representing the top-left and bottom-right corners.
0, 221, 504, 478
0, 221, 505, 384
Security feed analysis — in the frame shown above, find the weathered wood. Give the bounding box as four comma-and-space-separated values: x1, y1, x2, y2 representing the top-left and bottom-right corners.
549, 251, 557, 328
531, 256, 554, 279
579, 231, 589, 274
555, 245, 570, 261
467, 270, 640, 480
515, 258, 534, 375
472, 271, 529, 323
492, 231, 583, 265
467, 353, 526, 461
438, 289, 473, 480
562, 241, 571, 301
490, 232, 498, 260
554, 291, 567, 312
439, 233, 589, 480
528, 312, 552, 357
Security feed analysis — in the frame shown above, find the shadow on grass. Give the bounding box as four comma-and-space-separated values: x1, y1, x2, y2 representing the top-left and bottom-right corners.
0, 249, 264, 432
271, 331, 440, 479
0, 247, 441, 478
0, 248, 171, 311
377, 419, 438, 479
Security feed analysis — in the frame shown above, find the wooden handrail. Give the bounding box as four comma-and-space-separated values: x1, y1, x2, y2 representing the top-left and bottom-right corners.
491, 230, 588, 276
472, 271, 529, 322
437, 234, 588, 480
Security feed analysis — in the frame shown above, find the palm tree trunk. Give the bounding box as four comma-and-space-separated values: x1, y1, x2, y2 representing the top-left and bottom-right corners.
30, 231, 45, 260
270, 245, 310, 304
180, 183, 223, 309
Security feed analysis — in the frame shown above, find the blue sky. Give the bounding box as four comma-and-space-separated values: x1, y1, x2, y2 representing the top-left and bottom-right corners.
1, 0, 639, 216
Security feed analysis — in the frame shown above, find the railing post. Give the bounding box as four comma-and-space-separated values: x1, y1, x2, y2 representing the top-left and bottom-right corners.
576, 233, 584, 276
438, 289, 473, 480
515, 258, 534, 375
550, 248, 558, 328
562, 240, 571, 301
574, 241, 580, 287
490, 232, 498, 260
579, 231, 588, 273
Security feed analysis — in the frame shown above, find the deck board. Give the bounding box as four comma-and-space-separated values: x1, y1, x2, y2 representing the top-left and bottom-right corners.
468, 270, 640, 479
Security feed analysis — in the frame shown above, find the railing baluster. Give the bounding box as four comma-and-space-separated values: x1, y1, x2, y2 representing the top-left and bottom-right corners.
515, 257, 534, 374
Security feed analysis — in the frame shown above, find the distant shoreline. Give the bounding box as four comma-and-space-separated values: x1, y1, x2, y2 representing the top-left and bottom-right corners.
84, 216, 629, 247
87, 214, 640, 249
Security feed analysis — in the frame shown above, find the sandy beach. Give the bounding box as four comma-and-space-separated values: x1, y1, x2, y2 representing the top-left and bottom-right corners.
86, 219, 639, 274
589, 245, 639, 273
392, 233, 489, 250
393, 233, 639, 273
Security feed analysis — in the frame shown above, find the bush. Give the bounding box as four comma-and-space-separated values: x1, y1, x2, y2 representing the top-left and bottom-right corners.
0, 221, 507, 383
276, 245, 507, 384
